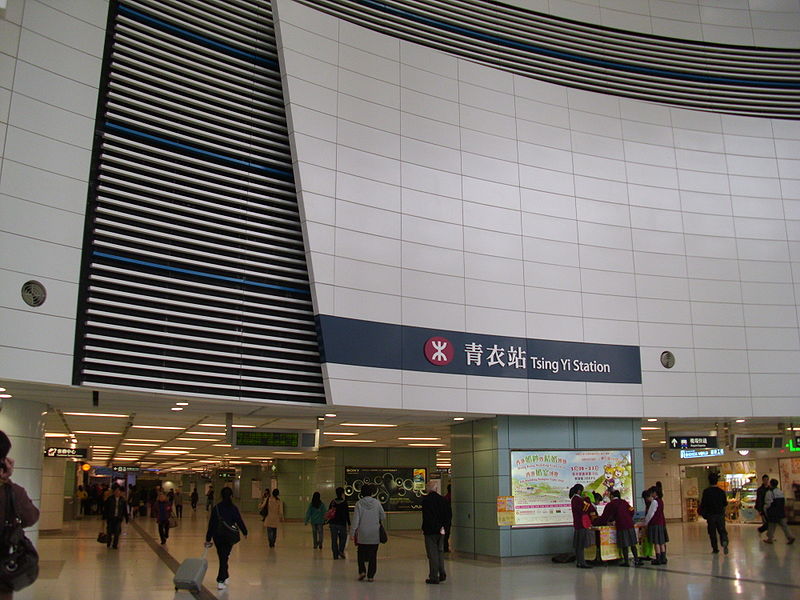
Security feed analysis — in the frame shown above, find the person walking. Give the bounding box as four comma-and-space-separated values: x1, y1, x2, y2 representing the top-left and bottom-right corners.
328, 487, 350, 560
643, 486, 668, 564
154, 491, 173, 545
351, 484, 386, 582
421, 481, 451, 584
0, 431, 39, 600
103, 486, 129, 549
205, 487, 248, 591
206, 486, 214, 511
190, 487, 199, 512
755, 474, 770, 534
76, 485, 88, 517
570, 484, 593, 569
443, 483, 452, 553
763, 479, 796, 545
263, 488, 284, 548
594, 490, 642, 566
698, 473, 729, 554
174, 489, 183, 519
304, 492, 326, 549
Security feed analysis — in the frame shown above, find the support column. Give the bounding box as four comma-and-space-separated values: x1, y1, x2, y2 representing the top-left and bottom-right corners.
451, 415, 643, 560
39, 458, 66, 531
0, 398, 47, 543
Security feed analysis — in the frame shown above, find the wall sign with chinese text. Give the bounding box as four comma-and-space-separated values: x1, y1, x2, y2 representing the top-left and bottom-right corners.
317, 316, 641, 383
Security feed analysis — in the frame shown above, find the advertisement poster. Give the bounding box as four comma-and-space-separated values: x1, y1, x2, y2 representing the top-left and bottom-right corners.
779, 458, 800, 500
497, 496, 515, 526
510, 450, 633, 526
345, 467, 427, 512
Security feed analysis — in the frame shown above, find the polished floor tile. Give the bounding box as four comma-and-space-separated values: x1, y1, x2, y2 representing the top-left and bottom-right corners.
32, 511, 799, 600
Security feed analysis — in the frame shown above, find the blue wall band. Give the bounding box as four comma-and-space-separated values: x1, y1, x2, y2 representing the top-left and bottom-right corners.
316, 315, 642, 384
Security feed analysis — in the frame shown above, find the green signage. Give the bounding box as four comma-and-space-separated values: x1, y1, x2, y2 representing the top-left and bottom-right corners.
234, 430, 299, 448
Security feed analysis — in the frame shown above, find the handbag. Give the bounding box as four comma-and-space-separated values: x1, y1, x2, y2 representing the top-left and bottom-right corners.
0, 486, 39, 592
259, 502, 269, 520
214, 507, 241, 545
97, 531, 109, 544
324, 506, 337, 522
168, 515, 178, 529
379, 524, 388, 544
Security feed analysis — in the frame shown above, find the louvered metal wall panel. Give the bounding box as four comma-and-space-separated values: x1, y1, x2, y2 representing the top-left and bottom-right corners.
75, 0, 325, 403
302, 0, 800, 119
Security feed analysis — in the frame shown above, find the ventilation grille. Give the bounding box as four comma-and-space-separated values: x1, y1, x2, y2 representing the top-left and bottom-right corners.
301, 0, 800, 119
75, 0, 325, 403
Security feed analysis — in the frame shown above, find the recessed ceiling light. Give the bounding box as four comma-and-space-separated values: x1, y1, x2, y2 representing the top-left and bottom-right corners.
453, 417, 464, 421
735, 419, 746, 423
113, 457, 138, 462
273, 451, 303, 455
90, 446, 114, 449
212, 444, 231, 447
171, 407, 183, 411
647, 418, 658, 422
176, 437, 218, 442
64, 412, 128, 418
438, 450, 451, 454
407, 443, 446, 447
125, 438, 166, 442
398, 437, 440, 441
0, 388, 5, 392
641, 427, 659, 430
0, 395, 12, 399
153, 450, 189, 455
322, 432, 356, 436
331, 439, 375, 443
231, 424, 256, 428
659, 441, 666, 444
122, 443, 158, 447
185, 431, 225, 436
161, 446, 196, 450
74, 431, 121, 435
175, 402, 189, 406
642, 438, 648, 441
325, 413, 337, 418
44, 433, 71, 438
132, 425, 183, 430
340, 423, 397, 427
199, 423, 225, 427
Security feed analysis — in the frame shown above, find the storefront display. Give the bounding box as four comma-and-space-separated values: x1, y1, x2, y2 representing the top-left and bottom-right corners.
510, 450, 633, 526
779, 458, 800, 523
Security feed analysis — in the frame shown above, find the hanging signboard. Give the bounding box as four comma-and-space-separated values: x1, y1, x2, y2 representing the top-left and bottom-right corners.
344, 467, 427, 512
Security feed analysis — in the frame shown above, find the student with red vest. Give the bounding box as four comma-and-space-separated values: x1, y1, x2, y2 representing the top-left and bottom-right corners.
643, 486, 667, 565
570, 484, 593, 569
595, 490, 642, 567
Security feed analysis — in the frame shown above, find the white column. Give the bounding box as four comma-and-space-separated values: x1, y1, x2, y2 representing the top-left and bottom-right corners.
39, 458, 66, 531
0, 398, 46, 544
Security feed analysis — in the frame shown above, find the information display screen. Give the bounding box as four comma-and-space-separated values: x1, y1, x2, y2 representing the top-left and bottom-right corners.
234, 431, 299, 448
510, 450, 633, 527
734, 436, 783, 449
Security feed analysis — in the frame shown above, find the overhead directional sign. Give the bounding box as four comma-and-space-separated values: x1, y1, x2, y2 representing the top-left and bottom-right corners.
680, 449, 725, 459
44, 447, 88, 458
668, 435, 717, 450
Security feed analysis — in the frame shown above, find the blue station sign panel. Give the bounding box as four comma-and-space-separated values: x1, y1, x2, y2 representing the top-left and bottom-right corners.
317, 316, 641, 384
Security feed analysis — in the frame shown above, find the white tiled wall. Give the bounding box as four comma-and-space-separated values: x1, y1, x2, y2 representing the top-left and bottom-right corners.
508, 0, 800, 48
0, 0, 106, 383
275, 0, 800, 419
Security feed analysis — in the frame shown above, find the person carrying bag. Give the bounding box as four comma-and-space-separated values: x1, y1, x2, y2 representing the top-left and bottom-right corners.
205, 487, 247, 591
0, 431, 39, 599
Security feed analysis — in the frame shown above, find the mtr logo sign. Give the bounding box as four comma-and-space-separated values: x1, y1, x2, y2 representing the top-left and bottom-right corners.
423, 337, 455, 366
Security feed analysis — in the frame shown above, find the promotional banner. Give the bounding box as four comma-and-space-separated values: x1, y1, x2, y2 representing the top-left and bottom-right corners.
510, 450, 633, 526
344, 467, 428, 512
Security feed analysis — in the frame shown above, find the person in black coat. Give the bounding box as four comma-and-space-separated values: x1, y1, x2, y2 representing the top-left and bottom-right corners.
420, 482, 452, 584
205, 487, 248, 591
103, 486, 129, 549
698, 473, 729, 554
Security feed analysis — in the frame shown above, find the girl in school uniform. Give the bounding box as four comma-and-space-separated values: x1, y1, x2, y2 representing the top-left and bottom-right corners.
595, 490, 642, 566
643, 486, 668, 564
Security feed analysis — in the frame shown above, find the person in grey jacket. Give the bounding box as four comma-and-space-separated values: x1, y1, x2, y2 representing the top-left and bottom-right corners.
351, 484, 386, 582
763, 479, 796, 545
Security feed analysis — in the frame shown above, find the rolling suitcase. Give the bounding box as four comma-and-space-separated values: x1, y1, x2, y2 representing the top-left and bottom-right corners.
174, 548, 208, 592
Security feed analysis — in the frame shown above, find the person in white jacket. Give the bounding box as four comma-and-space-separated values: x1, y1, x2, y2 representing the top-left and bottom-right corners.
763, 479, 796, 545
351, 484, 386, 582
